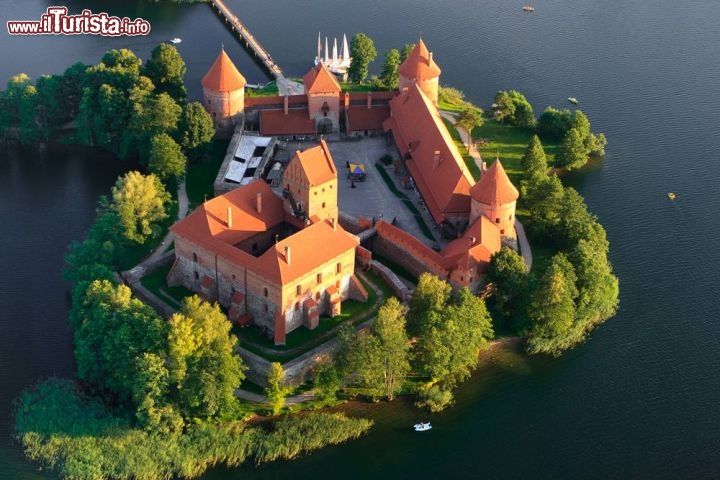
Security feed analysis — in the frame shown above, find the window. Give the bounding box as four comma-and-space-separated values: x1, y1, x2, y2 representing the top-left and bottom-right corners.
263, 287, 268, 297
500, 229, 505, 234
296, 284, 302, 295
336, 262, 342, 274
192, 252, 197, 262
315, 292, 321, 301
263, 304, 268, 313
317, 273, 322, 284
194, 271, 199, 280
495, 218, 500, 223
314, 191, 317, 196
461, 276, 464, 282
295, 302, 300, 310
232, 274, 236, 280
322, 188, 325, 193
322, 202, 326, 208
509, 215, 513, 220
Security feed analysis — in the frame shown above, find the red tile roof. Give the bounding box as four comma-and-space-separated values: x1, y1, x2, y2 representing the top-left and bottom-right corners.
441, 215, 501, 267
260, 109, 316, 135
303, 63, 341, 95
398, 39, 441, 80
202, 49, 247, 92
470, 159, 519, 205
171, 180, 358, 285
288, 140, 337, 186
346, 106, 391, 132
383, 83, 474, 223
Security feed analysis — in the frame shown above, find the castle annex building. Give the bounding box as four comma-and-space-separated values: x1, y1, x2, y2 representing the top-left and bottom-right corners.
192, 37, 520, 318
169, 141, 367, 345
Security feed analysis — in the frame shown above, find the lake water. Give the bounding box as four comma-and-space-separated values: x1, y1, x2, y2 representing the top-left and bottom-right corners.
1, 0, 719, 478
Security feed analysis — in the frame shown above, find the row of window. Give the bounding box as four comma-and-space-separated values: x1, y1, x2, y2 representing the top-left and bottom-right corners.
494, 214, 514, 223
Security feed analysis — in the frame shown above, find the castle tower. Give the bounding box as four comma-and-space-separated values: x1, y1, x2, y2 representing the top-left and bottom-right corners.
303, 63, 341, 134
282, 140, 339, 223
469, 159, 519, 237
398, 39, 442, 106
201, 48, 246, 133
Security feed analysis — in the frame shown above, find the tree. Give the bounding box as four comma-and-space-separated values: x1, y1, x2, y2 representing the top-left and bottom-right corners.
266, 362, 290, 416
527, 253, 579, 356
129, 91, 182, 160
379, 48, 401, 89
557, 127, 590, 170
586, 132, 607, 156
176, 101, 214, 153
523, 174, 565, 241
73, 280, 168, 404
571, 109, 591, 139
313, 364, 342, 403
487, 247, 530, 332
521, 135, 549, 184
143, 43, 187, 101
400, 43, 415, 63
537, 106, 572, 141
110, 171, 171, 244
494, 91, 515, 125
148, 133, 186, 181
407, 273, 452, 336
348, 33, 377, 83
455, 107, 483, 148
167, 296, 246, 420
367, 298, 411, 400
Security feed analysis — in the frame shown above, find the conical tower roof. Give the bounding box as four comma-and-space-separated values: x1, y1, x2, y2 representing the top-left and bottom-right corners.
470, 159, 519, 205
202, 49, 246, 92
398, 39, 441, 80
303, 63, 341, 94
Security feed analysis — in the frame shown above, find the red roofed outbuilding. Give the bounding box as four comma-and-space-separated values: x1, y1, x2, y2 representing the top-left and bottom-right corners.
303, 63, 342, 133
384, 83, 474, 225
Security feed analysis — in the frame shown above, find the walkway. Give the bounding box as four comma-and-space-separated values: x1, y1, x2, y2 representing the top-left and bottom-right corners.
439, 111, 484, 172
207, 0, 303, 96
514, 219, 533, 270
235, 388, 317, 405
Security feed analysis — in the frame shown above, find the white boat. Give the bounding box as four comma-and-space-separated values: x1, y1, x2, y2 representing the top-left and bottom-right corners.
568, 97, 578, 105
413, 422, 432, 432
522, 5, 535, 12
314, 32, 352, 75
170, 38, 182, 45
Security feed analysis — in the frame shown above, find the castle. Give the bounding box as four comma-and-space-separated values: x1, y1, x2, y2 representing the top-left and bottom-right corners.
170, 39, 519, 344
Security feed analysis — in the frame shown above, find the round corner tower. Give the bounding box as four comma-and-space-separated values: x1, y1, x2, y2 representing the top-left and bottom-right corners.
398, 39, 441, 106
201, 48, 246, 132
469, 159, 519, 237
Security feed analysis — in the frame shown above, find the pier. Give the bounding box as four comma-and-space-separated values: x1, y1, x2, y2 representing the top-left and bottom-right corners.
208, 0, 302, 95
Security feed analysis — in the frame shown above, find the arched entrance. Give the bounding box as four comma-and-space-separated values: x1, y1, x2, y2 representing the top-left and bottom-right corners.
317, 117, 333, 134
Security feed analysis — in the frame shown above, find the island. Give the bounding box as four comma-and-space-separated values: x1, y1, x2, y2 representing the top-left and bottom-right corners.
2, 10, 618, 478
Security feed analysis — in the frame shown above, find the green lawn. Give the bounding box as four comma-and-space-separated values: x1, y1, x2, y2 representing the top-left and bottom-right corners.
186, 140, 229, 206
471, 120, 560, 185
339, 82, 386, 92
244, 81, 279, 97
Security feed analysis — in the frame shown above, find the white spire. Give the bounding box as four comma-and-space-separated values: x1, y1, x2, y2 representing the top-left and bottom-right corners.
317, 32, 322, 59
342, 34, 349, 60
332, 37, 338, 63
325, 36, 329, 63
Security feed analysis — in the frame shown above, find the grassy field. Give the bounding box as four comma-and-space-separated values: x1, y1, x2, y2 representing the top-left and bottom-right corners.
339, 82, 385, 92
185, 139, 229, 206
471, 119, 560, 185
140, 263, 195, 308
245, 81, 279, 97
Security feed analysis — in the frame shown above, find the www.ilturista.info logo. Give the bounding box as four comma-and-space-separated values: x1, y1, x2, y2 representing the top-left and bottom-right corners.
7, 7, 151, 36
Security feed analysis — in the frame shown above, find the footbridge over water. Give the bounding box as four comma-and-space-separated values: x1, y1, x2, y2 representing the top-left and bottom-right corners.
208, 0, 302, 95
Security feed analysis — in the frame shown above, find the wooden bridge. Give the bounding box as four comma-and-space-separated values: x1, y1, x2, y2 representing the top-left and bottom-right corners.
207, 0, 303, 95
208, 0, 283, 77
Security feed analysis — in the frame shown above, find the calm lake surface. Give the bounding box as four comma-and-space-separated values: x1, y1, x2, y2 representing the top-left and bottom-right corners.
1, 0, 719, 478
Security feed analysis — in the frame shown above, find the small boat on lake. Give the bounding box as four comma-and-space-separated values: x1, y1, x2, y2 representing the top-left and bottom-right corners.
568, 97, 578, 105
522, 5, 535, 12
414, 422, 432, 432
668, 192, 676, 200
170, 38, 182, 44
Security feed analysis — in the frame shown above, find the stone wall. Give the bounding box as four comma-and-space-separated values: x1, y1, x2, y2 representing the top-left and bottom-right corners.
373, 221, 447, 280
